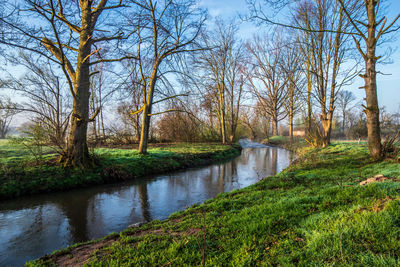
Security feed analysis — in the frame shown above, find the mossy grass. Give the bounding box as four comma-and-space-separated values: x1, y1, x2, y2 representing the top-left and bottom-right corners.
0, 140, 241, 200
28, 142, 400, 266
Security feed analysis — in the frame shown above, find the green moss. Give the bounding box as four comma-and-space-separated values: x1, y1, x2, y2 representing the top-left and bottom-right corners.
0, 141, 240, 200
28, 142, 400, 266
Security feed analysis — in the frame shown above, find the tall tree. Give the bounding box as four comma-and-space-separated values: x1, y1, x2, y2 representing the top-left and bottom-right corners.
338, 0, 400, 159
248, 0, 400, 158
247, 33, 288, 136
195, 20, 245, 144
127, 0, 206, 154
293, 0, 314, 133
1, 0, 128, 167
281, 41, 303, 143
336, 90, 356, 136
4, 54, 71, 151
294, 0, 357, 147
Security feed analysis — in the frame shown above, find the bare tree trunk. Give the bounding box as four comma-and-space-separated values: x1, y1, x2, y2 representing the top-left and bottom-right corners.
364, 51, 381, 159
363, 2, 382, 160
337, 0, 399, 159
138, 104, 151, 154
342, 109, 346, 135
306, 39, 313, 132
272, 116, 278, 136
66, 38, 91, 167
219, 86, 227, 144
229, 132, 234, 143
90, 83, 98, 143
64, 3, 93, 167
138, 71, 156, 154
289, 112, 293, 143
221, 114, 226, 144
135, 117, 140, 143
264, 117, 271, 141
320, 118, 332, 147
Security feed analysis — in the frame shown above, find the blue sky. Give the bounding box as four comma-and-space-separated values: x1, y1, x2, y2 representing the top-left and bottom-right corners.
200, 0, 400, 113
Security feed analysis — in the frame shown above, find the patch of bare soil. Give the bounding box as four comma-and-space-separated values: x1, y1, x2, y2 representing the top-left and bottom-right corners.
40, 234, 119, 267
359, 174, 399, 186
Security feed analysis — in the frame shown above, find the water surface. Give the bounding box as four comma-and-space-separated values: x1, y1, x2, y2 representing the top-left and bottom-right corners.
0, 140, 292, 266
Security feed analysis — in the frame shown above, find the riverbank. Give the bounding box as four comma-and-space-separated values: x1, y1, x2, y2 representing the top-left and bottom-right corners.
262, 135, 306, 151
0, 140, 241, 200
29, 142, 400, 266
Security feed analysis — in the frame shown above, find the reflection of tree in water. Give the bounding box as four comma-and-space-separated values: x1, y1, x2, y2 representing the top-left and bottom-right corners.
217, 163, 226, 192
231, 159, 238, 178
271, 148, 278, 176
259, 148, 269, 171
56, 193, 91, 242
241, 148, 252, 164
248, 147, 279, 177
138, 184, 151, 222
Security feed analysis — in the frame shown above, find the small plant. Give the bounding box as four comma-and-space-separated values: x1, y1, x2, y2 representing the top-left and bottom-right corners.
381, 130, 400, 159
10, 122, 48, 166
304, 116, 325, 148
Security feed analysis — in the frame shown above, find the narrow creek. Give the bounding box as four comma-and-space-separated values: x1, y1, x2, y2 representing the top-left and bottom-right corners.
0, 140, 292, 266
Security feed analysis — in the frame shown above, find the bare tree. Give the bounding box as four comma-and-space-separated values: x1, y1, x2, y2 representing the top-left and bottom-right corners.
4, 54, 71, 152
241, 106, 257, 140
246, 33, 288, 136
336, 90, 356, 136
338, 0, 400, 159
248, 0, 400, 158
117, 59, 148, 143
226, 43, 246, 143
293, 0, 358, 147
194, 20, 245, 144
294, 1, 315, 133
1, 0, 128, 167
281, 40, 303, 142
89, 63, 106, 144
127, 0, 206, 154
0, 97, 18, 139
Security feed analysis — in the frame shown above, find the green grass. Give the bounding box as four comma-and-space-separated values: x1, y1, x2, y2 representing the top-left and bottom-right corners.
263, 135, 307, 151
0, 140, 240, 200
29, 142, 400, 266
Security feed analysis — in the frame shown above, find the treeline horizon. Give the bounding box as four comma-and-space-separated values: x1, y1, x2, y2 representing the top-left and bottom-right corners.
0, 0, 399, 167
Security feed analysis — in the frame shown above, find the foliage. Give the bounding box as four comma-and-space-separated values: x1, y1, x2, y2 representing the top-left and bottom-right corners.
29, 142, 400, 266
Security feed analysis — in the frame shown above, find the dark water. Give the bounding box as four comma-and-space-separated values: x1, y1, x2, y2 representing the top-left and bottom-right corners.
0, 140, 292, 266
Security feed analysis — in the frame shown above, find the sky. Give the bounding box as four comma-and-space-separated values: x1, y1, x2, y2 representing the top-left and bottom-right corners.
199, 0, 400, 113
3, 0, 400, 129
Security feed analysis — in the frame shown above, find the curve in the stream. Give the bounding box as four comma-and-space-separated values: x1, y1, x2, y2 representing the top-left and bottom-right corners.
0, 140, 292, 266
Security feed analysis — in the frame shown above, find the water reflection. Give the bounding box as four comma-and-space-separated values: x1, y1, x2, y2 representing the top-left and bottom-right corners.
0, 145, 291, 266
138, 184, 151, 222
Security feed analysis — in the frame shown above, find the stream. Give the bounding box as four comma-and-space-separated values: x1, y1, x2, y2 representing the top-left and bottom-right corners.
0, 140, 292, 266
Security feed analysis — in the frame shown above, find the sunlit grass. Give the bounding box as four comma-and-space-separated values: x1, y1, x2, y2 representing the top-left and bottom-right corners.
29, 142, 400, 266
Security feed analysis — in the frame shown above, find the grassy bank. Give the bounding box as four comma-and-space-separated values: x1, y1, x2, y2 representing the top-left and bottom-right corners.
262, 135, 307, 151
0, 140, 240, 200
30, 142, 400, 266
